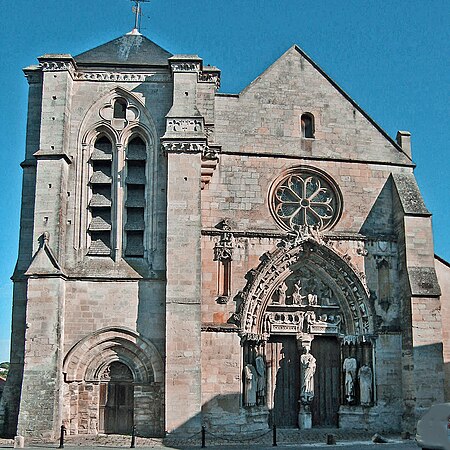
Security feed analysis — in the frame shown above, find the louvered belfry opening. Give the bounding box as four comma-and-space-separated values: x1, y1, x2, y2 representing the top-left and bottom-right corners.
125, 136, 146, 257
88, 136, 113, 255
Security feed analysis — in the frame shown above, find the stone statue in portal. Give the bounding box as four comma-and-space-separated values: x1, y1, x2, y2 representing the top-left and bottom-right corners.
276, 282, 288, 305
292, 280, 304, 305
300, 348, 316, 404
255, 354, 266, 405
307, 293, 318, 305
358, 364, 373, 406
343, 356, 357, 403
244, 364, 258, 406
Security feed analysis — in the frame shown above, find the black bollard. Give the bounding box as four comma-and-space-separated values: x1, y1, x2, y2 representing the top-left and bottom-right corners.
130, 425, 136, 448
58, 424, 66, 449
201, 426, 206, 448
272, 424, 277, 447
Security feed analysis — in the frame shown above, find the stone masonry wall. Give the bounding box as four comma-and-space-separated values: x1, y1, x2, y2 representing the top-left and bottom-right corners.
165, 152, 202, 433
197, 41, 440, 434
214, 46, 411, 165
17, 277, 65, 439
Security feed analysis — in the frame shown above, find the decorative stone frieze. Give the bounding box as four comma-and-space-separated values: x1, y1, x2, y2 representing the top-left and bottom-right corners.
73, 72, 171, 82
40, 60, 74, 72
170, 61, 202, 73
161, 140, 208, 154
169, 56, 221, 87
167, 118, 203, 133
199, 70, 221, 89
202, 146, 220, 161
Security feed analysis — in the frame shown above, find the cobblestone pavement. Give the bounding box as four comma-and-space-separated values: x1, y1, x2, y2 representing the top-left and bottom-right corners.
0, 429, 420, 449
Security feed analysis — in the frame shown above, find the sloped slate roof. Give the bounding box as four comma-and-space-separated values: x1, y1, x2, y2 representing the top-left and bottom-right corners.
392, 173, 430, 215
75, 33, 172, 67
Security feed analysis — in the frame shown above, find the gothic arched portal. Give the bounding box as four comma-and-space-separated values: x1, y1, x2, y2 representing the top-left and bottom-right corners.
232, 232, 376, 428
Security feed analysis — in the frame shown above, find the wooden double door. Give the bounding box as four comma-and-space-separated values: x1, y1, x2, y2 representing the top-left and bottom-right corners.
99, 362, 134, 435
267, 336, 340, 428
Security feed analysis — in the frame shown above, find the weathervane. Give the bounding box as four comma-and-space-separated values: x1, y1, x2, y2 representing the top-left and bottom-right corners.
130, 0, 150, 32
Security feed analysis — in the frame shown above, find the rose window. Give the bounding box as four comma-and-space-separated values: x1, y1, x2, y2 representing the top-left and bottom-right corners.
270, 167, 342, 231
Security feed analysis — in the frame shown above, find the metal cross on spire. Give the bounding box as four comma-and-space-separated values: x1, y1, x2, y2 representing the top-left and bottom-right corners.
130, 0, 150, 33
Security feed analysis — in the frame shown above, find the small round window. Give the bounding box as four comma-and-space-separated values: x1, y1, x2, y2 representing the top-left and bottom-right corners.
269, 167, 342, 232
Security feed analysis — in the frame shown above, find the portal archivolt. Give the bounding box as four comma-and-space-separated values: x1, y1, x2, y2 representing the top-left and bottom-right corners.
232, 234, 374, 339
232, 232, 376, 428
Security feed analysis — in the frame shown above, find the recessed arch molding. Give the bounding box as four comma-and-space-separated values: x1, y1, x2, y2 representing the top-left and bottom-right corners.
63, 327, 163, 383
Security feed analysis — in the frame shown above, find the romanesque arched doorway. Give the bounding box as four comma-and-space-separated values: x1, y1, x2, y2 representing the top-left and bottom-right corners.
233, 231, 375, 429
62, 327, 164, 436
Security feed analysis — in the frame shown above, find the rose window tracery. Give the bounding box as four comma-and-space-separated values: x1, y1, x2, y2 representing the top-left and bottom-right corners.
270, 167, 342, 231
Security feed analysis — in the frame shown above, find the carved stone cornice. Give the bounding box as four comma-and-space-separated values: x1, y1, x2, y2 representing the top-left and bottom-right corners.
201, 146, 221, 189
170, 61, 202, 73
199, 68, 221, 89
73, 72, 172, 83
169, 55, 202, 74
38, 55, 75, 75
40, 61, 74, 72
201, 324, 239, 333
169, 55, 221, 88
166, 118, 204, 134
161, 140, 208, 155
23, 66, 42, 84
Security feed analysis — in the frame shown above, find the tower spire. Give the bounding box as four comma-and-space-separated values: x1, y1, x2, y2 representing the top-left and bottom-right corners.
130, 0, 150, 33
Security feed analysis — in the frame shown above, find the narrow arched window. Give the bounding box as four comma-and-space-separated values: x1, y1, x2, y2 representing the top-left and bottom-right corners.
124, 136, 147, 257
113, 98, 127, 119
301, 113, 315, 139
88, 136, 113, 255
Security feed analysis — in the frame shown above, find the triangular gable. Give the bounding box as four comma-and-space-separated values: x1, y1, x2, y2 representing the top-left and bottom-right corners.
25, 233, 65, 277
219, 45, 413, 165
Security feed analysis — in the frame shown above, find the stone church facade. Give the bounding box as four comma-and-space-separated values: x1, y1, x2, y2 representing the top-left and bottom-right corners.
1, 31, 449, 439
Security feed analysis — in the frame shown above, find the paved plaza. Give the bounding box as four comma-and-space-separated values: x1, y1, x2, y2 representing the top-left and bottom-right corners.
0, 430, 420, 450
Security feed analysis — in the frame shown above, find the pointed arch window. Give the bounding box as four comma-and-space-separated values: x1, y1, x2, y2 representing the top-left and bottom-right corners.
301, 113, 315, 139
86, 132, 148, 258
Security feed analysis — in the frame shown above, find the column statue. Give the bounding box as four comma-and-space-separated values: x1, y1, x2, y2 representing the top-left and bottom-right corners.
343, 356, 357, 403
300, 347, 316, 404
358, 364, 373, 406
255, 354, 266, 405
244, 364, 257, 406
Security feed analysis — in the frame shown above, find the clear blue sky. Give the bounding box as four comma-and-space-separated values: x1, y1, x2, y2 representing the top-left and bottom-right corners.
0, 0, 448, 361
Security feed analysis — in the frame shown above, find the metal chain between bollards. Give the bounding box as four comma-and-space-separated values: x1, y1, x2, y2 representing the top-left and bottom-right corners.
203, 426, 272, 445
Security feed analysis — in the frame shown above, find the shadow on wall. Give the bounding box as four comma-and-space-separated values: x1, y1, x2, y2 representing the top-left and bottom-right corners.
156, 393, 269, 449
359, 177, 394, 238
